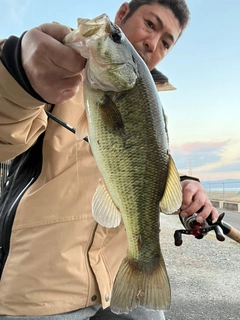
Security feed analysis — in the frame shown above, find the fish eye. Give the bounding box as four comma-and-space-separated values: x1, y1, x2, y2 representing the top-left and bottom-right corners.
111, 32, 122, 43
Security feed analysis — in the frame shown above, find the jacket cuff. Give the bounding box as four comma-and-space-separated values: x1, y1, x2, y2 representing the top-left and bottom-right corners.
0, 33, 47, 103
180, 175, 200, 183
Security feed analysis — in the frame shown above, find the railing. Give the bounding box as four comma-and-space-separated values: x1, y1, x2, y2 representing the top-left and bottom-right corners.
203, 181, 240, 202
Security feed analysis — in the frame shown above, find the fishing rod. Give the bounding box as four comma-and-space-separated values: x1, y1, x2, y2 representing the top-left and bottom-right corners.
45, 110, 76, 134
174, 211, 240, 246
45, 110, 89, 142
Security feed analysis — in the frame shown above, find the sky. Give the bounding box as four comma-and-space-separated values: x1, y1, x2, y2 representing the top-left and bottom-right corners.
0, 0, 240, 181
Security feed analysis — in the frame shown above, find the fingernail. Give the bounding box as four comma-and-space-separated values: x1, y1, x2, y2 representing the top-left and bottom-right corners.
196, 216, 203, 223
180, 211, 187, 218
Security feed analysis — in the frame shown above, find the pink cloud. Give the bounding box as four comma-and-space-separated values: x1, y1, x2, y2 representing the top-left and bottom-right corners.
180, 139, 231, 153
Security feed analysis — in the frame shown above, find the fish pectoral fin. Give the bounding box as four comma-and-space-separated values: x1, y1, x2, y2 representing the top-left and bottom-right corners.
98, 94, 125, 135
76, 110, 89, 141
160, 155, 182, 214
92, 179, 121, 228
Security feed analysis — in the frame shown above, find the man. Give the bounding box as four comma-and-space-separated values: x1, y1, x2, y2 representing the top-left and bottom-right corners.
0, 0, 218, 319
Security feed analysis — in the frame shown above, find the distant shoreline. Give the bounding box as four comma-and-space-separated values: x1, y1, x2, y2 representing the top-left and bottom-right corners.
207, 191, 240, 202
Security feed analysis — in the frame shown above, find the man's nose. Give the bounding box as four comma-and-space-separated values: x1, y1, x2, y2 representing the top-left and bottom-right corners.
144, 35, 158, 52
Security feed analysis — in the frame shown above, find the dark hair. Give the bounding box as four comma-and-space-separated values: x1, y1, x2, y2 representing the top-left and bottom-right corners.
123, 0, 190, 34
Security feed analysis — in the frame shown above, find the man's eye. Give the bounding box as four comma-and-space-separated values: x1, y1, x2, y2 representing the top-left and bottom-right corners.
162, 40, 169, 50
146, 20, 154, 29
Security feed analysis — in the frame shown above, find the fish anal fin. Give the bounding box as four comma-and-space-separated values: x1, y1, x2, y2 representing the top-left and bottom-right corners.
110, 252, 171, 314
92, 180, 121, 228
160, 155, 182, 214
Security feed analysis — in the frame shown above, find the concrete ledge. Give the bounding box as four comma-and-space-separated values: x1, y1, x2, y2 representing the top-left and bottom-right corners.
210, 200, 240, 212
210, 200, 224, 208
223, 202, 240, 212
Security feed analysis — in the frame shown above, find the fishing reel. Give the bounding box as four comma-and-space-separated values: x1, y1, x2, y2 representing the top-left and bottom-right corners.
174, 210, 231, 246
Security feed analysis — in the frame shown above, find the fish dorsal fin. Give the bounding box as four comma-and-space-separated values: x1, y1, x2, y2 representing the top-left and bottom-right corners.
160, 154, 182, 214
92, 179, 121, 228
76, 110, 88, 140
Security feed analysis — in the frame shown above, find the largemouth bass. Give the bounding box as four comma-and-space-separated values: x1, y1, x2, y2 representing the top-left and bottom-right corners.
64, 14, 182, 314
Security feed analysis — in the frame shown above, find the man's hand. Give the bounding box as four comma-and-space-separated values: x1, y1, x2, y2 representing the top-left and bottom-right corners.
21, 23, 86, 104
180, 179, 219, 223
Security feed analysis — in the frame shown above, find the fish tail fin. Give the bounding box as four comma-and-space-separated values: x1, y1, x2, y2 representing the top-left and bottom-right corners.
110, 253, 171, 314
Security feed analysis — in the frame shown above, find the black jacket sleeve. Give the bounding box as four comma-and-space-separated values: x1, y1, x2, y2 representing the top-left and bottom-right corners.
0, 33, 47, 103
180, 175, 200, 183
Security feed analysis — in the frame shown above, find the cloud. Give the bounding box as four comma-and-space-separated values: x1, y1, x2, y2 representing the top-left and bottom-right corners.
219, 139, 240, 164
180, 140, 231, 154
6, 0, 31, 24
210, 161, 240, 173
170, 139, 240, 180
170, 140, 229, 169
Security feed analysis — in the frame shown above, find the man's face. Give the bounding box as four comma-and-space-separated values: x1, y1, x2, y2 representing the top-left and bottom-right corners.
115, 2, 182, 70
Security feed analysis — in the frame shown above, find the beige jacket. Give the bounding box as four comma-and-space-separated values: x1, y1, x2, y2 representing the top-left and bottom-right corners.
0, 39, 128, 316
